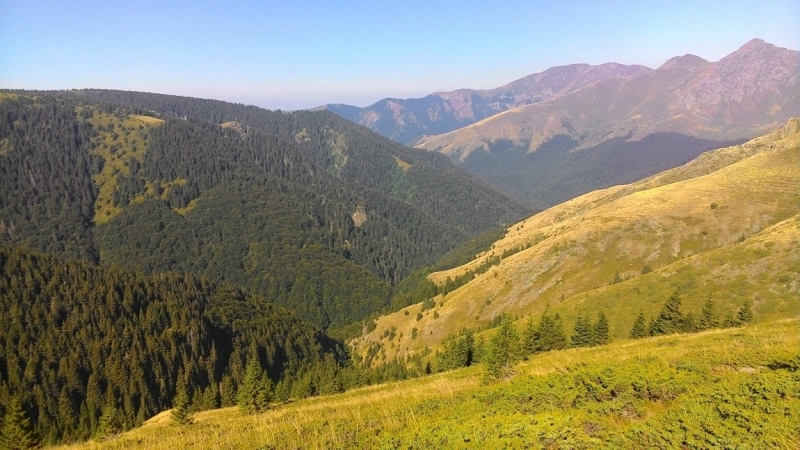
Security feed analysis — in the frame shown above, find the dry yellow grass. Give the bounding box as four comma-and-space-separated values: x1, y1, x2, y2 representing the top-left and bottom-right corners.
353, 120, 800, 363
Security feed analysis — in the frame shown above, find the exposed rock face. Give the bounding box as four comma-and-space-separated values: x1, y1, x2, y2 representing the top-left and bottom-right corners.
672, 39, 799, 120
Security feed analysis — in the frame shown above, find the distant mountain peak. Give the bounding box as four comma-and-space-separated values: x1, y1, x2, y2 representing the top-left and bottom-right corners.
738, 38, 773, 52
658, 54, 711, 70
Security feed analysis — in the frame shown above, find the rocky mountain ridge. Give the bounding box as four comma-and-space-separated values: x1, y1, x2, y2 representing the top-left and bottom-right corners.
419, 39, 799, 159
320, 62, 652, 144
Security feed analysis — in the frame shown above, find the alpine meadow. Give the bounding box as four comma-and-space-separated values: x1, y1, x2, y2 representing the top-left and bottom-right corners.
1, 11, 799, 449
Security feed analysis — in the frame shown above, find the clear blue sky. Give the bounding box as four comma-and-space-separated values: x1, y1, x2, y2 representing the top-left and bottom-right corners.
1, 1, 797, 110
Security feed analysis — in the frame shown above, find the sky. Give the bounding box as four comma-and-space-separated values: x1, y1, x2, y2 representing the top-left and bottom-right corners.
1, 1, 798, 110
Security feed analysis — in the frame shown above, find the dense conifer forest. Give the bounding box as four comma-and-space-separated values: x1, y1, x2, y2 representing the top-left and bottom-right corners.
0, 90, 530, 445
0, 245, 342, 442
0, 91, 528, 330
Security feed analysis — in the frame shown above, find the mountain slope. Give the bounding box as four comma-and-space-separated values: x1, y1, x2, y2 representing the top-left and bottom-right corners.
352, 119, 800, 363
0, 91, 528, 329
420, 39, 799, 158
319, 62, 652, 145
60, 319, 800, 449
0, 245, 341, 443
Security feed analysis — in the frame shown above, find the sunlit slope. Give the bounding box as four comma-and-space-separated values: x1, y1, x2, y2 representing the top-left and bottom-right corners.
59, 320, 799, 449
352, 119, 799, 363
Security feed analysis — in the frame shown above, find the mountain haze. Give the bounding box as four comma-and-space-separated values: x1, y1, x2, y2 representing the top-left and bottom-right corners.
320, 63, 652, 145
421, 39, 799, 156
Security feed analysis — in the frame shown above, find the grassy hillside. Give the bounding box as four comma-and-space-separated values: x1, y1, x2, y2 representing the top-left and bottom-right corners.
352, 119, 799, 363
56, 319, 800, 449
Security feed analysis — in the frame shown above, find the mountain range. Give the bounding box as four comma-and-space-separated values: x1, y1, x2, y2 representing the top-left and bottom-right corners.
322, 39, 799, 209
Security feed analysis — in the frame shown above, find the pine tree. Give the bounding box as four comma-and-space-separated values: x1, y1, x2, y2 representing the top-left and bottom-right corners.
650, 291, 684, 336
698, 297, 719, 330
630, 312, 647, 339
594, 311, 609, 345
737, 300, 754, 325
483, 316, 520, 381
0, 397, 39, 450
571, 311, 595, 347
171, 375, 193, 425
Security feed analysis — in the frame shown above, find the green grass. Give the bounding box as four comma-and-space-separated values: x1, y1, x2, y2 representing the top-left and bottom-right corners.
56, 319, 800, 449
83, 110, 163, 224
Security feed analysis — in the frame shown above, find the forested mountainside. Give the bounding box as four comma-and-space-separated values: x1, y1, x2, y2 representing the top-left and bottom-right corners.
0, 92, 528, 329
459, 132, 745, 208
0, 245, 342, 443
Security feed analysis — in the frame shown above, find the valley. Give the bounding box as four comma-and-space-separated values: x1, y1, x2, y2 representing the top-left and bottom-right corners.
0, 41, 798, 450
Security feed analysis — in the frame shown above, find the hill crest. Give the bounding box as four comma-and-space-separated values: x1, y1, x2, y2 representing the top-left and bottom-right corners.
351, 119, 800, 364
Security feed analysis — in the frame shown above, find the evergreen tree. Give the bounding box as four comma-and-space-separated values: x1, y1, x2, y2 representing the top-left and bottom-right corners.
594, 311, 609, 345
537, 313, 568, 352
171, 375, 193, 425
630, 312, 647, 339
483, 316, 520, 381
571, 311, 595, 347
698, 297, 719, 330
722, 312, 738, 328
682, 311, 697, 333
237, 357, 272, 414
437, 329, 474, 371
197, 385, 220, 412
522, 316, 539, 356
737, 300, 754, 325
0, 397, 39, 450
650, 291, 684, 336
94, 406, 120, 441
646, 316, 656, 336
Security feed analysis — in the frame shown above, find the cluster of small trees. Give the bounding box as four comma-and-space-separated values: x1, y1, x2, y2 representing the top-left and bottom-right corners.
630, 292, 753, 339
435, 310, 611, 381
441, 292, 756, 382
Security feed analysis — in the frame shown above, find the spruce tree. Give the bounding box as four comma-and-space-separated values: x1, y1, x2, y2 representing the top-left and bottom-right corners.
682, 311, 697, 333
522, 316, 538, 356
571, 311, 595, 347
737, 300, 754, 325
630, 312, 647, 339
594, 311, 609, 345
538, 313, 568, 352
483, 316, 520, 381
171, 375, 193, 425
548, 314, 568, 351
650, 291, 684, 335
0, 397, 39, 450
94, 406, 120, 440
698, 297, 719, 330
237, 357, 272, 414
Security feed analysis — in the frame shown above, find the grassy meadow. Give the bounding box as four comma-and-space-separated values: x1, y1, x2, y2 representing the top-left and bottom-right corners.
57, 319, 799, 449
352, 120, 799, 364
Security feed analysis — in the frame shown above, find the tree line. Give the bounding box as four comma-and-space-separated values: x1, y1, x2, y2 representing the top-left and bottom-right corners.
434, 291, 753, 381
